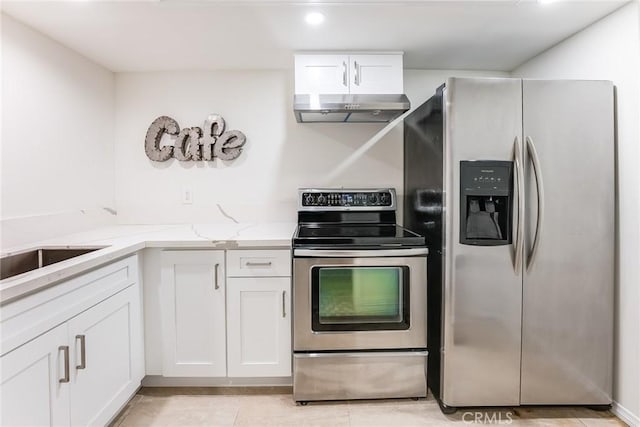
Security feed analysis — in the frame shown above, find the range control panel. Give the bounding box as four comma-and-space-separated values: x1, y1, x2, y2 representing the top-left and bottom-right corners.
299, 189, 395, 210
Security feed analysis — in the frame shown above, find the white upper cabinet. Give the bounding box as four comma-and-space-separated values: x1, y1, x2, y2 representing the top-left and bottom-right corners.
349, 54, 404, 94
294, 53, 403, 95
295, 54, 350, 94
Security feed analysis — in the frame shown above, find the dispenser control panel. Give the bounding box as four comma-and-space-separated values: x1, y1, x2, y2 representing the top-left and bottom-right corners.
461, 162, 512, 195
460, 161, 513, 246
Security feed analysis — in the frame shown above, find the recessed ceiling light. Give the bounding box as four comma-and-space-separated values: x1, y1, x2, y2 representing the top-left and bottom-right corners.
537, 0, 556, 4
305, 12, 325, 26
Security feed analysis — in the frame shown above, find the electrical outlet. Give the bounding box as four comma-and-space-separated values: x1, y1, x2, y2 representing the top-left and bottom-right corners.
182, 187, 193, 205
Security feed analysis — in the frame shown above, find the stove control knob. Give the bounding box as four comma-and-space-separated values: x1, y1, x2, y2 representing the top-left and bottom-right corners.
305, 194, 315, 205
380, 192, 391, 204
317, 194, 326, 205
368, 193, 378, 204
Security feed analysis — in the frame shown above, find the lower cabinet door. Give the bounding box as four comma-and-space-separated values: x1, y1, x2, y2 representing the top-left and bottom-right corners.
161, 250, 227, 377
1, 324, 71, 427
67, 284, 143, 427
227, 277, 291, 377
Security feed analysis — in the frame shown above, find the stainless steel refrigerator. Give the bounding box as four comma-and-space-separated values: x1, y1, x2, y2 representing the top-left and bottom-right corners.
404, 77, 614, 411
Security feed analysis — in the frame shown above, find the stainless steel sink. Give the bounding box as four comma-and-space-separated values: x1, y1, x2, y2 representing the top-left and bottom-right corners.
0, 247, 105, 281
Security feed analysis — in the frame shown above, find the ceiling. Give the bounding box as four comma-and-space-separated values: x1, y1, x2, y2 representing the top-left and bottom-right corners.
0, 0, 629, 72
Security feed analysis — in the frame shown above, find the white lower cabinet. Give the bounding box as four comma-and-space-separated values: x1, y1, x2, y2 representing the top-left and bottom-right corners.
160, 250, 226, 377
226, 277, 291, 377
0, 324, 71, 426
68, 285, 143, 426
158, 249, 292, 380
0, 255, 143, 427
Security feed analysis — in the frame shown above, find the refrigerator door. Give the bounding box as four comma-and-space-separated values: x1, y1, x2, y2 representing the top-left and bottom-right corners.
442, 78, 524, 406
521, 80, 614, 404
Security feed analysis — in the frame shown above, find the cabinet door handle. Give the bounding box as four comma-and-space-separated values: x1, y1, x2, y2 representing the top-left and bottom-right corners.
59, 345, 70, 383
342, 61, 348, 87
246, 261, 272, 267
75, 335, 86, 370
354, 61, 360, 86
282, 290, 286, 318
214, 263, 220, 290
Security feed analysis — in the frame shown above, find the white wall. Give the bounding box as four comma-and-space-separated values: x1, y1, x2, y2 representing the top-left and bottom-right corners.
512, 2, 640, 424
113, 69, 506, 225
1, 14, 116, 250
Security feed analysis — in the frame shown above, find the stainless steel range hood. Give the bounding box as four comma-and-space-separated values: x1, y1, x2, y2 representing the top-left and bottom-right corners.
294, 94, 410, 123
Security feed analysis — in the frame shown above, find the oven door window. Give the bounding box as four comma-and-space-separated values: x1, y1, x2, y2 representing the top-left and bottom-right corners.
311, 266, 410, 331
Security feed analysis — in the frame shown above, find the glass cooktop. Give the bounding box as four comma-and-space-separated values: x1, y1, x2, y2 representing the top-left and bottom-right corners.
293, 224, 425, 248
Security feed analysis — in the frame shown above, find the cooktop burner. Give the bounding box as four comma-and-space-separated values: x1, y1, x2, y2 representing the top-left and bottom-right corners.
294, 188, 426, 249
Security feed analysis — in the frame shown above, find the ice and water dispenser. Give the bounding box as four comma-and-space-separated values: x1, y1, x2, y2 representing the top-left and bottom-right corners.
460, 161, 513, 246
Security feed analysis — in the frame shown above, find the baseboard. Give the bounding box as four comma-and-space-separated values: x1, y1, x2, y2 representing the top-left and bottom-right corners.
612, 401, 640, 427
141, 375, 293, 387
106, 384, 142, 427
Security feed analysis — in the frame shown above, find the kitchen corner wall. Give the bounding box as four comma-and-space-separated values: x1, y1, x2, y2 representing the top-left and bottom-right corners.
0, 7, 506, 245
113, 69, 506, 225
512, 1, 640, 423
114, 70, 400, 224
0, 13, 116, 250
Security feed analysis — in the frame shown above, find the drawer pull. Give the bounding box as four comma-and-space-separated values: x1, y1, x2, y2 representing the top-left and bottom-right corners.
59, 346, 70, 383
245, 261, 272, 267
76, 335, 86, 370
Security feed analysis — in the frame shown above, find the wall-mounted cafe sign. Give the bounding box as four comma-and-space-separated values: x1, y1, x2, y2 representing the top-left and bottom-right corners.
145, 114, 246, 162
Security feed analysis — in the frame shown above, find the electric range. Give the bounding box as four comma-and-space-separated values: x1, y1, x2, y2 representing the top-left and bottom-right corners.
291, 188, 428, 403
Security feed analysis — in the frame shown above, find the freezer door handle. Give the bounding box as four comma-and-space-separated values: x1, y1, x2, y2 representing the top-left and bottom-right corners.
513, 136, 525, 274
526, 136, 544, 271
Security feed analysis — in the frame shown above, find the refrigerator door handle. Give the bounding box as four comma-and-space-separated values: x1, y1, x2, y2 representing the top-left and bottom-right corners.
526, 136, 544, 271
513, 136, 525, 274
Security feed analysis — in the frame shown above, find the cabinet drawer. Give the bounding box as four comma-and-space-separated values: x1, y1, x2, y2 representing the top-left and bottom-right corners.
227, 250, 291, 277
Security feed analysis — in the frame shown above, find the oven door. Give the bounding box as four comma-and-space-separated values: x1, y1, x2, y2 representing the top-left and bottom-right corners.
293, 249, 427, 351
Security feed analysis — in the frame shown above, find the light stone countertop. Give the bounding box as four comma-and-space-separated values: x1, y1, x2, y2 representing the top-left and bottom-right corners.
0, 222, 296, 305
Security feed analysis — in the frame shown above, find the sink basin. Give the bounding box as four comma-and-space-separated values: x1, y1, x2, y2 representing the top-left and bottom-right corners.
0, 247, 105, 281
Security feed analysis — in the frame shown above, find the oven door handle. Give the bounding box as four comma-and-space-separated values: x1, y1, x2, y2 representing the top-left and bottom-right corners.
293, 248, 429, 258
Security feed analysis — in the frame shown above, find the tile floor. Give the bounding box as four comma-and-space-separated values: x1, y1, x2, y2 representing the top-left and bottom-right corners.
110, 387, 627, 427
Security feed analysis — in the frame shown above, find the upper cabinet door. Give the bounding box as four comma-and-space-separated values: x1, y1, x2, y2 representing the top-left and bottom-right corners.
349, 54, 403, 94
294, 54, 350, 94
161, 250, 227, 377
